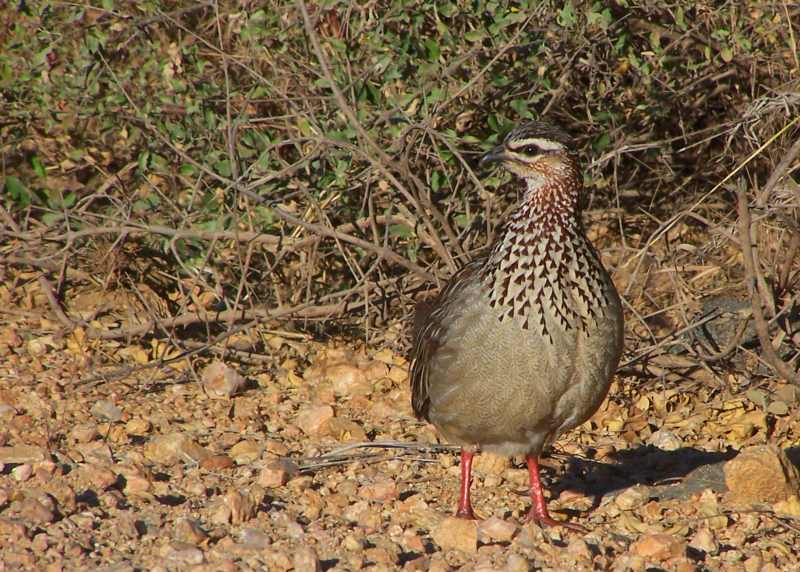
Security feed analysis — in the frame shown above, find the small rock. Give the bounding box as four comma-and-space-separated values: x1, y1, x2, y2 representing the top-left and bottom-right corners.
387, 366, 408, 383
615, 485, 650, 510
144, 433, 211, 465
200, 454, 235, 470
744, 555, 763, 572
505, 553, 529, 572
359, 478, 398, 501
239, 528, 272, 550
174, 517, 208, 545
0, 517, 28, 540
116, 465, 153, 497
295, 405, 335, 436
0, 404, 15, 421
75, 442, 113, 466
161, 541, 204, 565
18, 498, 56, 524
86, 465, 118, 490
343, 500, 370, 523
12, 464, 32, 482
689, 527, 718, 555
229, 440, 263, 464
90, 400, 123, 422
213, 488, 264, 525
431, 516, 478, 554
257, 457, 299, 488
327, 363, 370, 396
343, 533, 364, 551
629, 533, 686, 561
362, 360, 389, 382
473, 452, 510, 476
124, 417, 151, 436
293, 545, 321, 572
566, 537, 593, 560
774, 494, 800, 516
647, 429, 682, 451
724, 445, 800, 504
321, 417, 368, 441
201, 361, 247, 399
477, 516, 517, 543
70, 423, 98, 443
0, 445, 48, 464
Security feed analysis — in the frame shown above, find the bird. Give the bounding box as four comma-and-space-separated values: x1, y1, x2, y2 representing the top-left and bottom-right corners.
410, 120, 624, 531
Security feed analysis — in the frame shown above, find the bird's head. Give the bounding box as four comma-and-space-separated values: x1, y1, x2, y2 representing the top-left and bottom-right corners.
481, 120, 575, 180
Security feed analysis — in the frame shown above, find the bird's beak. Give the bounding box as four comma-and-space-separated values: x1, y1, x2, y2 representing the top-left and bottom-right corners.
480, 145, 510, 165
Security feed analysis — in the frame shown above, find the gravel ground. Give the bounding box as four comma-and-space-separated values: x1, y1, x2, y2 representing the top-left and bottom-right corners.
2, 278, 800, 572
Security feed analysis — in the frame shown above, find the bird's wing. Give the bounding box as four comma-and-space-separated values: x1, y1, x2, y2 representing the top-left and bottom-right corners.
410, 258, 486, 421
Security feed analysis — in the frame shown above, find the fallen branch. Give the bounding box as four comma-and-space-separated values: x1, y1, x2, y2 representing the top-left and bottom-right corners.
737, 186, 799, 384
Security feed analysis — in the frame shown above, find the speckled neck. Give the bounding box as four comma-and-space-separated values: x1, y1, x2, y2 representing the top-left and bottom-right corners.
483, 158, 609, 340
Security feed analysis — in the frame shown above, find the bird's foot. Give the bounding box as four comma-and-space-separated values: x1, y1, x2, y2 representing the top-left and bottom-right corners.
524, 510, 587, 533
455, 505, 478, 520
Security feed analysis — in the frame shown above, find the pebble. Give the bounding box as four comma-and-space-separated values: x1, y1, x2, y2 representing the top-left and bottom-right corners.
359, 478, 398, 501
0, 403, 15, 420
322, 417, 368, 441
238, 528, 272, 550
174, 517, 208, 545
0, 445, 48, 464
566, 537, 594, 560
18, 497, 56, 524
477, 516, 517, 543
295, 405, 334, 436
689, 527, 718, 555
725, 445, 800, 504
647, 429, 682, 451
229, 440, 263, 464
201, 361, 247, 399
327, 363, 371, 396
629, 533, 686, 561
473, 452, 510, 475
124, 417, 151, 436
257, 457, 299, 488
199, 454, 234, 470
90, 400, 123, 422
505, 553, 530, 572
431, 516, 478, 554
70, 423, 99, 443
116, 465, 153, 497
215, 488, 263, 525
12, 464, 33, 482
160, 541, 204, 565
614, 485, 650, 510
293, 546, 321, 572
144, 433, 211, 465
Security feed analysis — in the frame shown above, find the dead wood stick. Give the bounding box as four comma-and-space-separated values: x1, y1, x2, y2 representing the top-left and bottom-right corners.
37, 275, 75, 330
756, 133, 800, 208
736, 186, 799, 384
272, 207, 435, 281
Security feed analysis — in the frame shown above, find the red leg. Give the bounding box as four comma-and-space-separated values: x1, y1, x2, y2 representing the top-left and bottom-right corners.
524, 455, 586, 532
455, 449, 477, 519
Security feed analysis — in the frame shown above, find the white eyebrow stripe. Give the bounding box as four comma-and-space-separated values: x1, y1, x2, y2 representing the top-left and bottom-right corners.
508, 137, 565, 151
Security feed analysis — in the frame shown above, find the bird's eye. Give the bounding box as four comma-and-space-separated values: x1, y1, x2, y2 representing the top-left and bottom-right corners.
522, 144, 540, 154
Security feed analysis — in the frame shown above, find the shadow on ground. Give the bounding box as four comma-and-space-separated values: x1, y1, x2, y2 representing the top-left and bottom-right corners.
554, 445, 739, 503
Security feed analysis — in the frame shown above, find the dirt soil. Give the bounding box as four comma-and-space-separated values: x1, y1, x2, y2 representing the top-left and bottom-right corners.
2, 272, 800, 572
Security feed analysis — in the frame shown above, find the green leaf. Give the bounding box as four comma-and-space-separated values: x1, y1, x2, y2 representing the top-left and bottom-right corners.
464, 30, 485, 42
30, 155, 46, 177
425, 39, 441, 62
4, 176, 31, 207
593, 133, 611, 153
557, 1, 577, 28
389, 224, 413, 238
